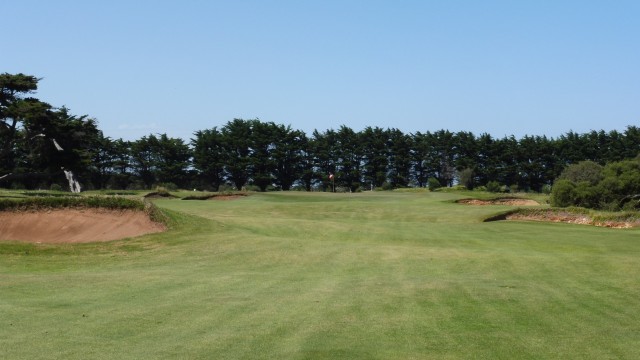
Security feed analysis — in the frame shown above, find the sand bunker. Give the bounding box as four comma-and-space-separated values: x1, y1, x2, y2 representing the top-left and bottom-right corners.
458, 198, 539, 206
0, 209, 165, 243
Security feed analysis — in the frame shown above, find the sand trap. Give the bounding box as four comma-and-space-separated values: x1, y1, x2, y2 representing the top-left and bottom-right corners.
0, 209, 166, 243
458, 198, 539, 206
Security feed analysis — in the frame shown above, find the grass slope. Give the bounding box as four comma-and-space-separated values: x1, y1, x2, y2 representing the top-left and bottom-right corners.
1, 191, 640, 359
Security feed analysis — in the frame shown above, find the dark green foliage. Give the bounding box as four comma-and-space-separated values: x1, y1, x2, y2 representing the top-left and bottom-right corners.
486, 181, 502, 193
457, 168, 475, 190
386, 128, 412, 188
49, 184, 63, 192
3, 73, 640, 193
550, 179, 577, 207
558, 161, 603, 185
130, 134, 191, 189
192, 127, 226, 191
551, 158, 640, 210
361, 127, 389, 188
427, 177, 442, 191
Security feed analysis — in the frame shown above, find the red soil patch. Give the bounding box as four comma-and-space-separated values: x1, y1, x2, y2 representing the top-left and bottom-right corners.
458, 198, 539, 206
0, 209, 166, 243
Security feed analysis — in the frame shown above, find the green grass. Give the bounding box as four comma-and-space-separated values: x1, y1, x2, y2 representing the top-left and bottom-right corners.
1, 191, 640, 359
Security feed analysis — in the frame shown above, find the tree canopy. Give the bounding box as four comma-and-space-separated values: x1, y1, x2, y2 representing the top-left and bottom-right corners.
2, 72, 640, 200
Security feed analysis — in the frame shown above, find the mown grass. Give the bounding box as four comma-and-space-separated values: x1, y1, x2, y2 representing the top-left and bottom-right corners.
1, 191, 640, 359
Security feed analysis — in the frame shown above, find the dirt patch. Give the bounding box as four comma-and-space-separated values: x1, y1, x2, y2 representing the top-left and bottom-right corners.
458, 198, 539, 206
0, 209, 166, 243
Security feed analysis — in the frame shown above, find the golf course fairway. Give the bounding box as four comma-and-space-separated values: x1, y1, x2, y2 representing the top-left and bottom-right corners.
1, 191, 639, 359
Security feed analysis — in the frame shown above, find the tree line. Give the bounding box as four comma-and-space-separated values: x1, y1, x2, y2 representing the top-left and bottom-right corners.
2, 73, 640, 192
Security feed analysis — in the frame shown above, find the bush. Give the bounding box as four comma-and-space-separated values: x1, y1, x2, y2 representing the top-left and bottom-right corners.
458, 168, 475, 190
427, 178, 442, 192
486, 181, 502, 193
551, 158, 640, 210
50, 184, 63, 192
380, 182, 394, 191
559, 161, 603, 185
550, 179, 577, 207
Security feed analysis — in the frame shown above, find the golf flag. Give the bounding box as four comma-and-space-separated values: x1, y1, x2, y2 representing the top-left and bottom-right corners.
329, 173, 334, 180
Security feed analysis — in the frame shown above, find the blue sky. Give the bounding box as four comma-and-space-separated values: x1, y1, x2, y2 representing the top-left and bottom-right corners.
4, 1, 639, 141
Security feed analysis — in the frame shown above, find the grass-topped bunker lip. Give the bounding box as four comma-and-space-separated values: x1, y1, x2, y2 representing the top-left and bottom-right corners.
181, 192, 249, 200
457, 197, 539, 206
484, 207, 640, 228
0, 197, 167, 243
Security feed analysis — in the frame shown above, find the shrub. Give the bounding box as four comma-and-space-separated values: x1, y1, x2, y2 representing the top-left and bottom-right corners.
50, 184, 63, 192
551, 158, 640, 210
458, 168, 475, 190
550, 179, 577, 207
486, 181, 502, 193
380, 182, 394, 191
427, 178, 442, 192
559, 161, 603, 185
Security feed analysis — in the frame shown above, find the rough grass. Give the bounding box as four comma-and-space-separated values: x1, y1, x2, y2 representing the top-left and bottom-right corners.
0, 195, 146, 211
1, 191, 640, 359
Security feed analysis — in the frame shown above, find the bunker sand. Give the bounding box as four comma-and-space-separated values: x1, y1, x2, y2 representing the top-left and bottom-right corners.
0, 209, 165, 243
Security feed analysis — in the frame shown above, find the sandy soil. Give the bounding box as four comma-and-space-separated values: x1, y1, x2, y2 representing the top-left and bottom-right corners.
0, 209, 166, 243
458, 198, 539, 206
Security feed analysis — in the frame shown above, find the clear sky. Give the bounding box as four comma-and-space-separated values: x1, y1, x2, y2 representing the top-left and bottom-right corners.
4, 0, 639, 141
